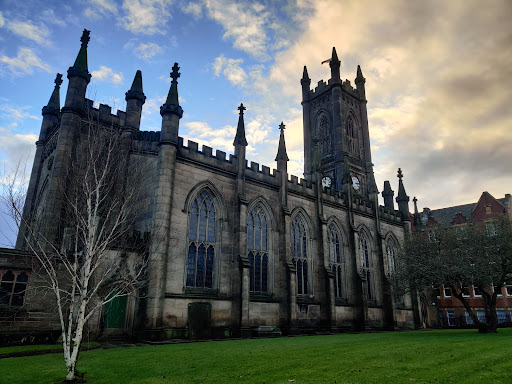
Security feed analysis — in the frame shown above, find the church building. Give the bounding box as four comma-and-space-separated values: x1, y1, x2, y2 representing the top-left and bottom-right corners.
2, 30, 415, 340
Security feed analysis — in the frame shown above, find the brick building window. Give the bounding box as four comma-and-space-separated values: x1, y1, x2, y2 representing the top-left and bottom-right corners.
477, 310, 486, 323
506, 285, 512, 296
497, 310, 507, 323
443, 284, 452, 297
465, 311, 474, 325
247, 204, 269, 293
447, 310, 455, 326
473, 285, 482, 297
0, 270, 29, 306
291, 215, 309, 295
327, 223, 343, 298
186, 191, 216, 289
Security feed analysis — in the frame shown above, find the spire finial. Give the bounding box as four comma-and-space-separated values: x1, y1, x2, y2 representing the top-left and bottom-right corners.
413, 196, 417, 205
238, 103, 246, 115
80, 29, 91, 47
170, 62, 180, 83
397, 168, 403, 180
279, 121, 285, 131
55, 73, 63, 87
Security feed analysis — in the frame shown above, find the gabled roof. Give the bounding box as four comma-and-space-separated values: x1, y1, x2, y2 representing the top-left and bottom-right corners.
428, 192, 508, 227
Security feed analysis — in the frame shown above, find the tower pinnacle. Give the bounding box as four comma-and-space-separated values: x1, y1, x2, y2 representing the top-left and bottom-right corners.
72, 29, 90, 72
233, 103, 248, 146
275, 122, 289, 162
43, 73, 63, 114
126, 70, 146, 103
329, 47, 340, 80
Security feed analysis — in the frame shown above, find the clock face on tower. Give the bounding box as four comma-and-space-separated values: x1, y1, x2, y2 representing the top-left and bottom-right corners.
321, 176, 332, 188
352, 176, 360, 191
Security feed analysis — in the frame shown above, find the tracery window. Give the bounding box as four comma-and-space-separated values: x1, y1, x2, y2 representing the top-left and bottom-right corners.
360, 233, 374, 300
291, 215, 309, 295
318, 115, 331, 156
328, 224, 343, 298
0, 270, 29, 306
346, 115, 359, 156
385, 238, 398, 275
247, 204, 269, 293
186, 191, 216, 289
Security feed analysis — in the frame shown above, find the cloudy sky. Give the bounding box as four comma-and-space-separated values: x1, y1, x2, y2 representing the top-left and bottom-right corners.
0, 0, 511, 245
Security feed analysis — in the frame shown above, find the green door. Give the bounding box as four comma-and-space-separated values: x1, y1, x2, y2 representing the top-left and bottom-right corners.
104, 295, 127, 329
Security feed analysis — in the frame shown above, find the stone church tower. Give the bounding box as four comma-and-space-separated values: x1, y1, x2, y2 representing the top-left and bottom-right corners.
9, 32, 416, 340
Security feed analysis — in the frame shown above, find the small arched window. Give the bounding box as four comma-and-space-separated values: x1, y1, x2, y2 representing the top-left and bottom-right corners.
247, 204, 269, 293
360, 233, 374, 300
328, 224, 343, 298
291, 215, 309, 295
186, 191, 216, 289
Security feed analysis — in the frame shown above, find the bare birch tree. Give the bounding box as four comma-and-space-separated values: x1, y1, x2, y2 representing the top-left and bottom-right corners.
1, 111, 151, 381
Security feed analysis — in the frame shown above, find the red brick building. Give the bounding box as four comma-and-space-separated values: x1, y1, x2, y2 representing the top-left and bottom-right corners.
421, 192, 512, 328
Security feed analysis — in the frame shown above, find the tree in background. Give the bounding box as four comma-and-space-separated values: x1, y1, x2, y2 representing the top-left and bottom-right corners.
395, 214, 512, 333
1, 116, 150, 382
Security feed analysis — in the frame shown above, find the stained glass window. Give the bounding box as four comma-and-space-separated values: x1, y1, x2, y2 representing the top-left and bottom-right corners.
292, 215, 309, 295
186, 191, 215, 289
360, 233, 374, 300
328, 224, 343, 298
247, 204, 269, 293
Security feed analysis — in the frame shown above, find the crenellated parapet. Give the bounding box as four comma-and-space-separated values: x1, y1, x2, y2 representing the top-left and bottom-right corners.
82, 99, 127, 129
132, 131, 160, 154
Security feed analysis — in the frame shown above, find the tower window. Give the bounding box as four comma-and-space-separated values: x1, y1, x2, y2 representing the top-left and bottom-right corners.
318, 115, 332, 156
346, 116, 359, 157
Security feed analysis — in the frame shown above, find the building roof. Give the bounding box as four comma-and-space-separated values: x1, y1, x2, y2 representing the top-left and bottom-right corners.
427, 193, 508, 227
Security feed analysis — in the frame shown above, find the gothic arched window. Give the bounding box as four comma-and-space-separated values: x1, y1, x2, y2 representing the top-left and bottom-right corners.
328, 224, 343, 298
346, 115, 359, 156
247, 204, 269, 293
360, 233, 374, 301
291, 215, 309, 295
186, 190, 216, 289
318, 114, 331, 156
386, 238, 398, 276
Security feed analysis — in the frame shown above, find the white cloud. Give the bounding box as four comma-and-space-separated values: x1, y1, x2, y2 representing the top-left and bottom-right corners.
212, 55, 248, 86
0, 12, 5, 28
41, 10, 66, 26
7, 21, 50, 45
135, 42, 162, 60
183, 121, 236, 154
91, 66, 124, 84
0, 48, 51, 75
1, 105, 40, 125
84, 8, 101, 20
91, 0, 118, 14
202, 0, 271, 60
119, 0, 173, 35
182, 2, 202, 18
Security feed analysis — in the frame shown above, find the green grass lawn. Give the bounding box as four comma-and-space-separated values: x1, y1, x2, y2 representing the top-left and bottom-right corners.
1, 329, 512, 384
